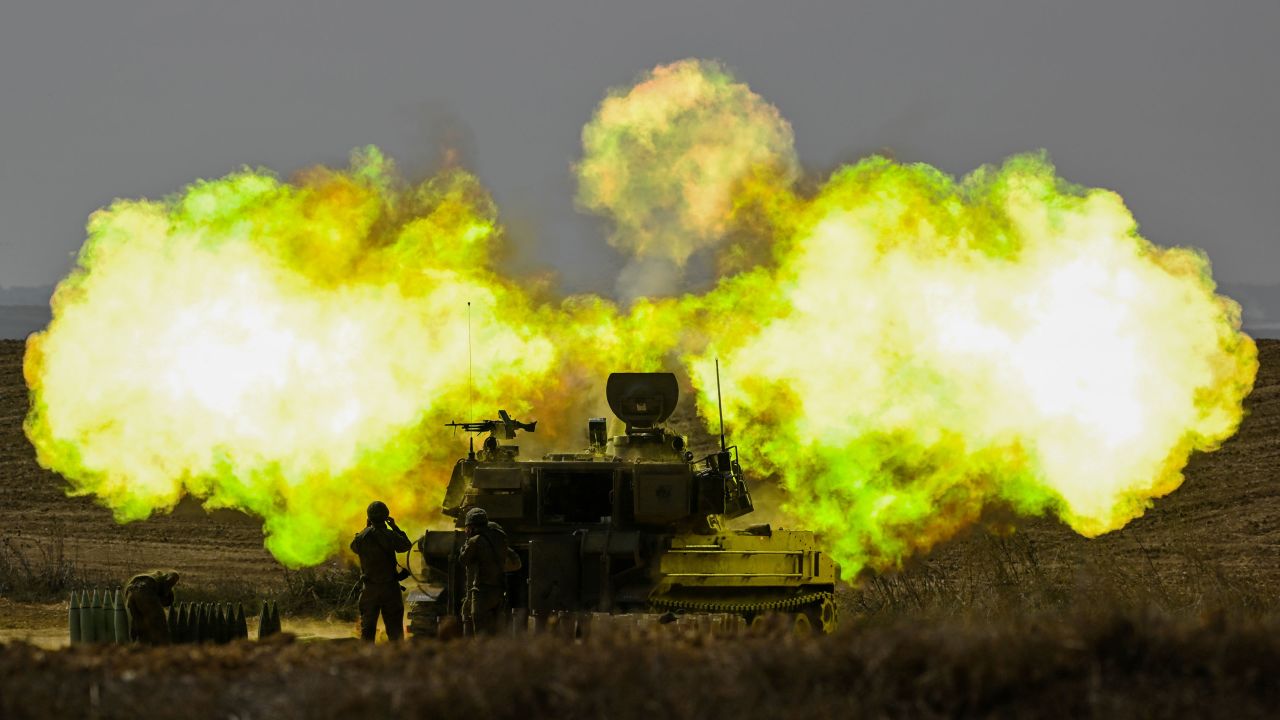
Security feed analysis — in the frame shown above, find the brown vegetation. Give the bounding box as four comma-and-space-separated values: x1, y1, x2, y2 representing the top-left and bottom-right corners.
0, 531, 103, 601
2, 611, 1278, 719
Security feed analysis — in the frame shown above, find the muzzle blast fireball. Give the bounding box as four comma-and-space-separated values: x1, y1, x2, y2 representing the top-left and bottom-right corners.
24, 59, 1257, 575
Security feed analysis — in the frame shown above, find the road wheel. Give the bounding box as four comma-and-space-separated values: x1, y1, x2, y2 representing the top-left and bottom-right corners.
796, 596, 837, 634
792, 611, 813, 636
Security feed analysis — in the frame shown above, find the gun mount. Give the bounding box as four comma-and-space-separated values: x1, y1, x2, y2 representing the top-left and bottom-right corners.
446, 410, 536, 462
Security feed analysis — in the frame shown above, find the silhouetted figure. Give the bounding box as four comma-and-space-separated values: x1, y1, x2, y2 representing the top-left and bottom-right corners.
459, 507, 517, 636
350, 500, 411, 641
125, 570, 179, 645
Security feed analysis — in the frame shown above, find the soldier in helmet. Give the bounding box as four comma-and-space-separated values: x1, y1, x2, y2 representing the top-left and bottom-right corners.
350, 500, 412, 642
124, 569, 180, 645
459, 507, 516, 636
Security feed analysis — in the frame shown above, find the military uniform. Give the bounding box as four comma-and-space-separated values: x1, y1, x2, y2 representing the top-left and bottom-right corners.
459, 511, 512, 636
351, 501, 412, 641
124, 570, 179, 645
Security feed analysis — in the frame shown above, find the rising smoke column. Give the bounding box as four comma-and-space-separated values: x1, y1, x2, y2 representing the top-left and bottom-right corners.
576, 59, 798, 299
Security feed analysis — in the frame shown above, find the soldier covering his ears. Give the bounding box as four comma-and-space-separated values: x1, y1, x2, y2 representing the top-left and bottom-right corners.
350, 500, 412, 641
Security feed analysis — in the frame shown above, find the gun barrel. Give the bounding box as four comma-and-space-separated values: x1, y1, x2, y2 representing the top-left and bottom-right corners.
445, 420, 497, 432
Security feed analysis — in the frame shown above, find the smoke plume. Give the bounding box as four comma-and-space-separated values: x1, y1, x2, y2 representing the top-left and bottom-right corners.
576, 59, 798, 300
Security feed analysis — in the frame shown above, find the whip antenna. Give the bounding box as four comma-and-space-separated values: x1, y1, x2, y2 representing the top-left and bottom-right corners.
467, 301, 473, 419
716, 358, 726, 452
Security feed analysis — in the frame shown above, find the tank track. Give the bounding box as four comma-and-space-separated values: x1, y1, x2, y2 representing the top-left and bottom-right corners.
648, 589, 834, 614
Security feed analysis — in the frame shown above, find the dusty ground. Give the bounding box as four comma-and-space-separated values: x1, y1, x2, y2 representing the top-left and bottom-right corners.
0, 598, 66, 648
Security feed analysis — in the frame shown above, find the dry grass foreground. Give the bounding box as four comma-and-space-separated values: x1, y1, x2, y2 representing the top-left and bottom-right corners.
1, 613, 1278, 719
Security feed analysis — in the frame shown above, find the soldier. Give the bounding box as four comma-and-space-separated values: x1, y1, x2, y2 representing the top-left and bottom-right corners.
459, 507, 516, 637
350, 500, 412, 642
124, 569, 180, 645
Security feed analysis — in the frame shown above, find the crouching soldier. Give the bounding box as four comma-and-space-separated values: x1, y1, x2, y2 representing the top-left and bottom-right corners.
459, 507, 519, 636
351, 500, 412, 642
124, 570, 180, 645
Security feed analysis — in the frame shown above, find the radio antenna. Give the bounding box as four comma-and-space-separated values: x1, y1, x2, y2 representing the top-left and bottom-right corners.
467, 301, 474, 420
716, 358, 727, 452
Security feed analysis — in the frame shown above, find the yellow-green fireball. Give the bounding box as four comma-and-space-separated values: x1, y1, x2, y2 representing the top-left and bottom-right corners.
24, 62, 1257, 578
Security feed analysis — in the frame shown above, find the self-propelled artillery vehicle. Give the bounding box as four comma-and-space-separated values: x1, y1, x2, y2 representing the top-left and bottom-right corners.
408, 372, 839, 634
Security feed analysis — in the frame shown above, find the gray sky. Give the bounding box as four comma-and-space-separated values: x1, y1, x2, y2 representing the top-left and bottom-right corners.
1, 0, 1277, 297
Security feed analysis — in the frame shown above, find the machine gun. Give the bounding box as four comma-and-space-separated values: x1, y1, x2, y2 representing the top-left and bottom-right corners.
446, 410, 536, 461
446, 410, 536, 438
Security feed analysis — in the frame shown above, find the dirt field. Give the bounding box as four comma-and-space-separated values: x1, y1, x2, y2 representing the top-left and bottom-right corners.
2, 337, 1279, 716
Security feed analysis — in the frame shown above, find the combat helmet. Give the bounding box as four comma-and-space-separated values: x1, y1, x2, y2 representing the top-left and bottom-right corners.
464, 507, 488, 527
